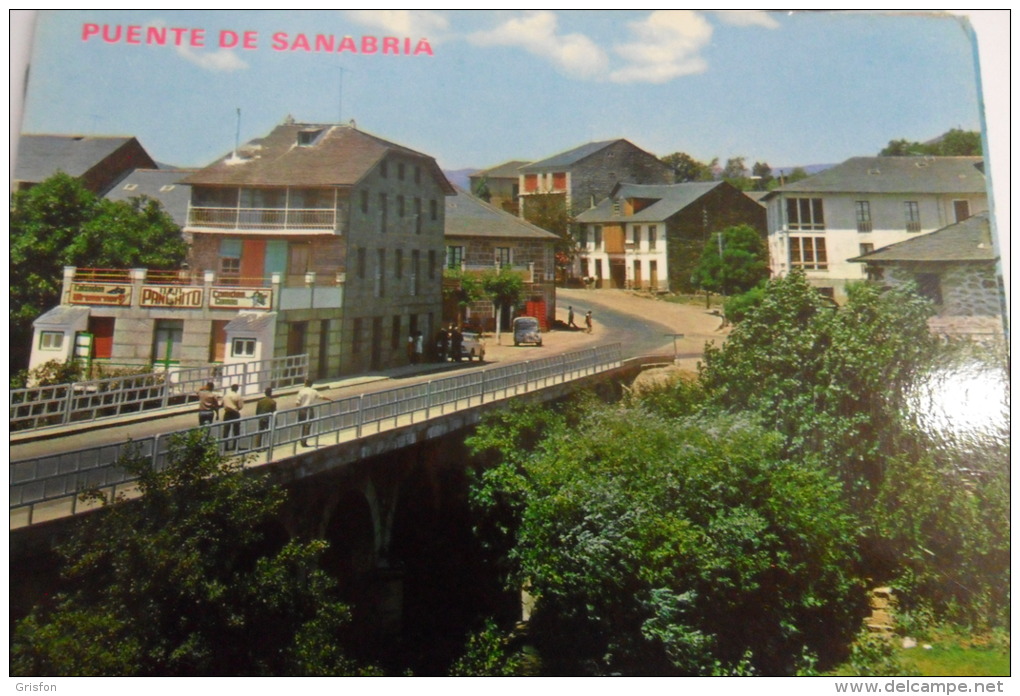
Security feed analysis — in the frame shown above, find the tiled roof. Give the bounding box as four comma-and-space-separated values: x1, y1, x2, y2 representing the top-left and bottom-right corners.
469, 160, 531, 180
576, 181, 723, 223
520, 140, 624, 172
181, 122, 454, 193
445, 188, 559, 240
15, 134, 149, 182
851, 212, 996, 263
225, 311, 277, 333
763, 156, 985, 198
104, 168, 196, 226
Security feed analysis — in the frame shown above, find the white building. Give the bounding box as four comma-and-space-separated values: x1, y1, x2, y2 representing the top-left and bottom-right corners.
762, 156, 988, 301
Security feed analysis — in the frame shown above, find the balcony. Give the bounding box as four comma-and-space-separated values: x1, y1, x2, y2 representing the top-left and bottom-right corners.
186, 206, 338, 233
459, 262, 536, 283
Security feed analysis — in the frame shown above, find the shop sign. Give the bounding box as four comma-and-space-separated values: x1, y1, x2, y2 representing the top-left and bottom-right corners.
140, 285, 205, 308
210, 287, 273, 309
69, 282, 132, 306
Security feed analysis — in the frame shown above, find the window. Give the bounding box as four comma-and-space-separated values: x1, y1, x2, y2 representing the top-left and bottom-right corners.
648, 225, 658, 251
392, 315, 402, 349
352, 318, 362, 354
411, 251, 420, 296
593, 225, 603, 249
855, 201, 872, 233
380, 160, 388, 178
429, 250, 436, 279
789, 236, 828, 270
916, 273, 943, 305
379, 193, 388, 233
152, 319, 184, 364
360, 189, 368, 214
375, 249, 385, 297
904, 201, 921, 232
397, 195, 405, 218
786, 197, 825, 230
446, 245, 464, 270
859, 242, 875, 256
39, 331, 64, 351
632, 225, 641, 245
398, 162, 405, 181
430, 199, 438, 221
395, 249, 403, 279
953, 200, 971, 223
415, 165, 421, 184
414, 198, 422, 234
231, 337, 256, 357
496, 247, 511, 267
357, 247, 366, 279
524, 174, 538, 193
219, 238, 242, 283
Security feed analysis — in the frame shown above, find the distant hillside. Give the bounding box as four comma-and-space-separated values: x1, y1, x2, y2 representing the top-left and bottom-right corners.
774, 163, 835, 176
443, 168, 478, 190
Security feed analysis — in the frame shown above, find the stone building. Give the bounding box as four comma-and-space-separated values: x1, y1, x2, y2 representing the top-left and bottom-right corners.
468, 159, 530, 215
28, 121, 455, 378
444, 189, 559, 331
13, 134, 157, 194
575, 181, 767, 291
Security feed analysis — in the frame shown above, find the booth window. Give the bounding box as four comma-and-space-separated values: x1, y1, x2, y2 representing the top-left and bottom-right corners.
231, 337, 257, 357
39, 331, 64, 351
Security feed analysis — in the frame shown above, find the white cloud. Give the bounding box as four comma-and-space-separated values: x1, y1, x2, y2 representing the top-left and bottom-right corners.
609, 11, 713, 84
176, 45, 248, 72
347, 10, 450, 40
468, 11, 608, 80
713, 10, 781, 29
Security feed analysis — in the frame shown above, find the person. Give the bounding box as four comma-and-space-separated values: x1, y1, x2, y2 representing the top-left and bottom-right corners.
450, 324, 463, 362
296, 379, 332, 447
222, 384, 244, 450
197, 382, 220, 427
414, 331, 424, 364
407, 332, 416, 364
254, 387, 277, 448
436, 328, 449, 362
567, 305, 579, 329
585, 310, 593, 333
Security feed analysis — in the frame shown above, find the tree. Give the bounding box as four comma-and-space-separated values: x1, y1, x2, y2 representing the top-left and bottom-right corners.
473, 176, 492, 202
721, 157, 751, 190
878, 128, 982, 157
691, 224, 770, 297
751, 161, 774, 191
443, 267, 485, 326
12, 431, 375, 676
481, 266, 524, 341
10, 173, 187, 371
467, 403, 862, 675
660, 152, 716, 183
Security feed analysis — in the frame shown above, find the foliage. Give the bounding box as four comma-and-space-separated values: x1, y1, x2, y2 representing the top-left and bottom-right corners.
11, 431, 373, 676
522, 192, 572, 237
660, 152, 717, 183
722, 284, 767, 323
842, 631, 920, 677
700, 271, 939, 505
481, 266, 525, 311
443, 268, 485, 309
15, 358, 84, 388
468, 404, 863, 675
10, 173, 187, 371
473, 175, 492, 202
448, 619, 526, 676
721, 156, 750, 190
691, 224, 770, 296
751, 161, 774, 190
879, 129, 982, 157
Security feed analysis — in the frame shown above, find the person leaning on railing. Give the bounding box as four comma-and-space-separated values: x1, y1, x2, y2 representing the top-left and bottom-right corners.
296, 379, 332, 447
197, 382, 221, 426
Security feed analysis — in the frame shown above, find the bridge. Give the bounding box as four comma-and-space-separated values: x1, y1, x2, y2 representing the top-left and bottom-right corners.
11, 344, 627, 532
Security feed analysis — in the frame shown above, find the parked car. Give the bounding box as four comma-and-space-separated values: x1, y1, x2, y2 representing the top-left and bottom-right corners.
459, 331, 486, 361
512, 316, 542, 346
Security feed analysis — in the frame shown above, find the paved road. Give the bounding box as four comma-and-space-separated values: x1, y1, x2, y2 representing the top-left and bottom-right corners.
11, 290, 729, 461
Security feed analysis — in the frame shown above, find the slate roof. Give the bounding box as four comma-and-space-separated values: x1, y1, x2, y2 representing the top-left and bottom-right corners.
224, 311, 277, 333
15, 134, 154, 184
763, 156, 985, 199
182, 122, 454, 193
104, 168, 196, 226
469, 160, 531, 180
33, 305, 90, 327
520, 140, 624, 172
850, 212, 996, 264
576, 181, 724, 223
445, 188, 560, 241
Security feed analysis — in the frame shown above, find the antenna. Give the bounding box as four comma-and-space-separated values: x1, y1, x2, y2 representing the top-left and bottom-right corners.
338, 67, 344, 123
233, 107, 241, 158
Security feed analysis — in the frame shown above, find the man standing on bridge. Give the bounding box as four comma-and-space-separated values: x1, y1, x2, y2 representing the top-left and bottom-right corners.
296, 379, 332, 447
197, 382, 220, 427
254, 387, 277, 448
222, 384, 244, 451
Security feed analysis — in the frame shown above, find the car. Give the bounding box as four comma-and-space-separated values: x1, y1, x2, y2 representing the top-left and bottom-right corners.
459, 331, 486, 361
512, 316, 542, 346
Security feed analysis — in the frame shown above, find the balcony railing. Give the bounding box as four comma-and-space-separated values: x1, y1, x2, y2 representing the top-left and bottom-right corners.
187, 206, 337, 231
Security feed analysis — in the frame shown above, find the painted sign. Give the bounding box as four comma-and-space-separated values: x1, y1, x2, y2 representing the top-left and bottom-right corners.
69, 282, 132, 306
210, 287, 273, 309
140, 285, 204, 308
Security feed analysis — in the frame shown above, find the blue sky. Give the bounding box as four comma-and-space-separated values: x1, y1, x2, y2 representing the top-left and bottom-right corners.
15, 10, 993, 173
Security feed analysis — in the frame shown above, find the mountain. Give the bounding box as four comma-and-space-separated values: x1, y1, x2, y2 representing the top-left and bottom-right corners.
773, 163, 836, 176
443, 168, 478, 190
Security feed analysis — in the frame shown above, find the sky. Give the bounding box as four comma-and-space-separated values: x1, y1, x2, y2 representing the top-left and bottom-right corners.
11, 10, 997, 174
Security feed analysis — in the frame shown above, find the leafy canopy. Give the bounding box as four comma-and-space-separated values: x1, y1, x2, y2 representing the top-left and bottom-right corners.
12, 431, 375, 676
691, 223, 770, 296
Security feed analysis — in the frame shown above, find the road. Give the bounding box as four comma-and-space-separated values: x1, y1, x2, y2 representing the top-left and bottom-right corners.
11, 290, 729, 461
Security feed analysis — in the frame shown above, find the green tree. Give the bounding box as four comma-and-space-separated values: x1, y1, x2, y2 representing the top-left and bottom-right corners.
10, 173, 187, 371
467, 404, 862, 675
691, 224, 770, 297
721, 156, 750, 190
11, 431, 375, 676
660, 152, 716, 183
473, 175, 492, 202
481, 266, 525, 339
751, 161, 774, 190
443, 267, 485, 325
878, 129, 982, 157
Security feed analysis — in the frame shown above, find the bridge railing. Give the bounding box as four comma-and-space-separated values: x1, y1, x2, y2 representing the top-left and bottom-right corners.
10, 344, 622, 527
10, 354, 309, 433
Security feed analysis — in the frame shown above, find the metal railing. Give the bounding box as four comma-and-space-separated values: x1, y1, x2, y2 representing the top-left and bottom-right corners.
10, 344, 622, 527
188, 206, 337, 231
10, 354, 309, 433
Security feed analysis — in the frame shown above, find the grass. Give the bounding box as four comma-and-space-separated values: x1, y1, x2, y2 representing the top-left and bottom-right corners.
830, 626, 1010, 677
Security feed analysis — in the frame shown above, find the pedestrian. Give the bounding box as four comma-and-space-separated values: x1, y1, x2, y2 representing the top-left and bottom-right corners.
222, 384, 243, 450
296, 379, 332, 447
414, 331, 424, 364
197, 382, 220, 427
585, 310, 593, 333
567, 305, 579, 329
450, 324, 463, 362
254, 387, 277, 448
436, 328, 449, 362
407, 332, 416, 364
